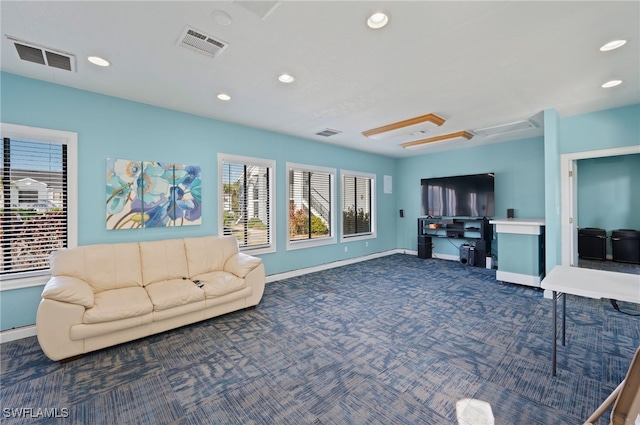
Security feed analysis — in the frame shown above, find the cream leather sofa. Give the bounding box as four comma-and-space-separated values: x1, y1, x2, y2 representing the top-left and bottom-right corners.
36, 235, 265, 361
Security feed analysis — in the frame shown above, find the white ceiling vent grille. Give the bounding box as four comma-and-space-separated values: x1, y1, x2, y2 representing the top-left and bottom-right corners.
6, 36, 75, 72
473, 120, 538, 137
315, 129, 342, 137
177, 27, 228, 59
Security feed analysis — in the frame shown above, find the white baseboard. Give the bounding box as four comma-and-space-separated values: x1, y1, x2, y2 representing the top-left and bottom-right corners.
266, 249, 469, 284
266, 249, 404, 283
0, 325, 36, 343
431, 253, 460, 262
496, 270, 542, 287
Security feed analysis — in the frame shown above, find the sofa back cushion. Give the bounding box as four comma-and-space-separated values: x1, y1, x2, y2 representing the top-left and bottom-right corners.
183, 235, 239, 276
139, 238, 189, 286
50, 243, 143, 292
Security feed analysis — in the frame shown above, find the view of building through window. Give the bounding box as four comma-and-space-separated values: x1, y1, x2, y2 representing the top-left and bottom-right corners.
1, 138, 67, 276
221, 160, 271, 249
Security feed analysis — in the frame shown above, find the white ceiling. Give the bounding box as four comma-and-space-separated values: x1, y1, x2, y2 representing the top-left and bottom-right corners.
1, 1, 638, 158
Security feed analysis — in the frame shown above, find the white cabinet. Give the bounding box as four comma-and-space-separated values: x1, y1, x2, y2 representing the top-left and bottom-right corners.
490, 218, 545, 287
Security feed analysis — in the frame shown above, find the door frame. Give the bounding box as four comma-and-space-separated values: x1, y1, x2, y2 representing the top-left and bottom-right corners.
560, 145, 640, 266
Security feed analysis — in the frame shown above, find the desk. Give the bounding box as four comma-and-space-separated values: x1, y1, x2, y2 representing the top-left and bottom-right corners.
540, 265, 640, 376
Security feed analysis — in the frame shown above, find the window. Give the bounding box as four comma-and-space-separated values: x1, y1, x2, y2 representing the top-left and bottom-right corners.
1, 123, 77, 290
341, 170, 376, 240
219, 154, 275, 254
287, 162, 336, 249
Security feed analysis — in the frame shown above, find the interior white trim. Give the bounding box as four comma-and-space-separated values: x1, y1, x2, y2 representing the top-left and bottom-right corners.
0, 325, 36, 343
560, 145, 640, 266
496, 270, 543, 287
266, 249, 402, 283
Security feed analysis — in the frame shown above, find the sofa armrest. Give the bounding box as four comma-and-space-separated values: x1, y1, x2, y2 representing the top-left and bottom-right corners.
42, 276, 94, 308
224, 252, 262, 278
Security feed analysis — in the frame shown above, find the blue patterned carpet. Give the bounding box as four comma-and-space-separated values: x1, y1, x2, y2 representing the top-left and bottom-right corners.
1, 254, 639, 424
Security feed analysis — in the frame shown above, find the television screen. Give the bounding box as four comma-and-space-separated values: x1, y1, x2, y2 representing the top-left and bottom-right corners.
421, 173, 494, 217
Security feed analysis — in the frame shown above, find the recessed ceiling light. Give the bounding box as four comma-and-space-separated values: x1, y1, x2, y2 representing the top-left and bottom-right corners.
87, 56, 110, 67
217, 93, 231, 101
367, 12, 389, 29
278, 73, 295, 83
600, 39, 627, 52
602, 80, 623, 88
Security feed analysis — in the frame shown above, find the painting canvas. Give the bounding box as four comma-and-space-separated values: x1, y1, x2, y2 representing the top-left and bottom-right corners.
106, 158, 201, 229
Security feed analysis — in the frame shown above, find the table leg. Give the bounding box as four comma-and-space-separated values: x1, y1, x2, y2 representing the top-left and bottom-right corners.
552, 290, 557, 377
562, 292, 566, 347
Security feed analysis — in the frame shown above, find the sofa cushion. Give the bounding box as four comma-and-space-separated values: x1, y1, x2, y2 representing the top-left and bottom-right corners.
145, 278, 205, 311
42, 276, 95, 308
192, 271, 246, 298
224, 252, 262, 278
83, 287, 153, 324
139, 238, 189, 286
184, 235, 239, 276
51, 243, 143, 292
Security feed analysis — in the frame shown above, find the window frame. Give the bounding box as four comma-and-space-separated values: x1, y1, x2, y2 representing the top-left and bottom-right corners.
218, 153, 276, 255
341, 169, 376, 242
0, 123, 78, 291
286, 162, 336, 250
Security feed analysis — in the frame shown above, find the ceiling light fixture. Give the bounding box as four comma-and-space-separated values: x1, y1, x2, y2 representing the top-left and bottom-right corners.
217, 93, 231, 101
401, 130, 474, 149
278, 73, 295, 83
599, 39, 627, 51
367, 12, 389, 29
87, 56, 110, 67
362, 113, 446, 140
601, 80, 623, 88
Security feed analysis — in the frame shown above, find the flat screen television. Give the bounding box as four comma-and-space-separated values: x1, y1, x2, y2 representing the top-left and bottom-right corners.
421, 173, 495, 218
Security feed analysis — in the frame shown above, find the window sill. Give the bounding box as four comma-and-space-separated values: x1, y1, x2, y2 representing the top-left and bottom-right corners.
240, 245, 276, 256
287, 237, 336, 251
341, 233, 376, 243
0, 273, 50, 291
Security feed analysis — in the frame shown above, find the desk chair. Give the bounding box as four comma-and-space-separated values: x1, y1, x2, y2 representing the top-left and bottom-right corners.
584, 346, 640, 425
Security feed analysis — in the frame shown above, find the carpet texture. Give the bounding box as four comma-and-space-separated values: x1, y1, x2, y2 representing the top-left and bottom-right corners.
1, 254, 639, 424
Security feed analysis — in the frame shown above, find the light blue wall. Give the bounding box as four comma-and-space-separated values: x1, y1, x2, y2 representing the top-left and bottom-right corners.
560, 104, 640, 154
577, 154, 640, 256
543, 103, 640, 271
0, 72, 397, 330
395, 137, 545, 257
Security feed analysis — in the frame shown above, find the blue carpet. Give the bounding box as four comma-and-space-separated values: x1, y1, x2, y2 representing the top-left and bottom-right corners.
1, 254, 638, 424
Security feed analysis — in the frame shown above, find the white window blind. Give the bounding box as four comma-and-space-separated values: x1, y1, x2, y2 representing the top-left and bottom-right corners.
288, 166, 334, 242
342, 174, 373, 237
221, 157, 272, 251
1, 138, 67, 277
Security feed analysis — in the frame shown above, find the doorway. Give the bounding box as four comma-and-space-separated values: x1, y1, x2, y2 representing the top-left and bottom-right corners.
561, 145, 640, 273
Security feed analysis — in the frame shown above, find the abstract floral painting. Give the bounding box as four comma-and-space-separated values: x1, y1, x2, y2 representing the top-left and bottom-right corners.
106, 158, 201, 229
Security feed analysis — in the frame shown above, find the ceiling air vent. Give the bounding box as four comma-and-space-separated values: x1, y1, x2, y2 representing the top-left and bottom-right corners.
177, 26, 228, 59
315, 129, 342, 137
6, 36, 75, 72
473, 120, 537, 137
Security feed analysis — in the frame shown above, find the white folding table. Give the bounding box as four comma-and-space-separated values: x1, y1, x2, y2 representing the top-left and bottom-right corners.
540, 265, 640, 376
